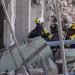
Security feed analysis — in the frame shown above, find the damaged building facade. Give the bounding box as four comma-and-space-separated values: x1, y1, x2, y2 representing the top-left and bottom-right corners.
0, 0, 75, 74
0, 0, 44, 48
0, 0, 75, 48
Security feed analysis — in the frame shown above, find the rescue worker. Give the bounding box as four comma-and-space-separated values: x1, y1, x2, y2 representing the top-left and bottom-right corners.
50, 16, 60, 60
50, 16, 59, 41
28, 17, 59, 61
61, 13, 73, 38
66, 23, 75, 48
50, 16, 64, 73
28, 18, 52, 41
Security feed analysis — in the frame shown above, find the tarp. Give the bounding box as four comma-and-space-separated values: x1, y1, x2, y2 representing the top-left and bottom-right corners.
0, 37, 53, 72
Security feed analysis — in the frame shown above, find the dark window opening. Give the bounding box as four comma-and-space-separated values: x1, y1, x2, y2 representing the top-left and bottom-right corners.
0, 4, 5, 49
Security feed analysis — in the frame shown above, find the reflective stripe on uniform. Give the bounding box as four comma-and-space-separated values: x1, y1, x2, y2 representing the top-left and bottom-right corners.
48, 34, 54, 40
69, 34, 75, 40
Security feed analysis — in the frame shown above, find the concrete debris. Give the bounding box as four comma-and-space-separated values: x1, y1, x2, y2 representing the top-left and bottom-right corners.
44, 0, 75, 28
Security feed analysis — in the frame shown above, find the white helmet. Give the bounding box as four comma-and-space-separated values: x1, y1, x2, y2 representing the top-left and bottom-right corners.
35, 17, 44, 24
38, 18, 44, 23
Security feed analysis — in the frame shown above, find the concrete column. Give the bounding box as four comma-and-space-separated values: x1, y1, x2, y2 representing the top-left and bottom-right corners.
4, 0, 16, 47
16, 0, 30, 42
41, 0, 44, 19
30, 0, 42, 31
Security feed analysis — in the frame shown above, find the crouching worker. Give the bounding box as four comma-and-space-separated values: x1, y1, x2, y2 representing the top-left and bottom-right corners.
65, 23, 75, 48
28, 18, 52, 41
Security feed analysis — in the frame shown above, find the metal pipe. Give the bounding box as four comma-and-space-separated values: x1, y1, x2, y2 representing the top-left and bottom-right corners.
55, 0, 68, 75
1, 0, 31, 75
47, 40, 75, 46
28, 0, 31, 32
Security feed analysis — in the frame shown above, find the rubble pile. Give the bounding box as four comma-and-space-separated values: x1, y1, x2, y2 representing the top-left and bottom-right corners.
44, 0, 75, 25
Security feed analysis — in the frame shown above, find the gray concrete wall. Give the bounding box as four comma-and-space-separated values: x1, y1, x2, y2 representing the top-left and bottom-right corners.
16, 0, 29, 42
30, 4, 42, 31
4, 0, 15, 47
